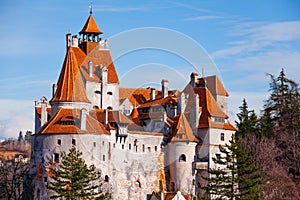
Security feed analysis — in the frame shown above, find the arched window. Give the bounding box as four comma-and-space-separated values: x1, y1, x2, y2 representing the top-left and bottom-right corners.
220, 133, 225, 141
179, 154, 186, 162
105, 175, 109, 182
107, 91, 113, 95
107, 106, 113, 110
95, 90, 101, 94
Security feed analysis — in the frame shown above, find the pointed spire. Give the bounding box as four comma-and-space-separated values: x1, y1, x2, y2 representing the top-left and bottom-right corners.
50, 47, 90, 103
79, 5, 103, 35
89, 3, 93, 15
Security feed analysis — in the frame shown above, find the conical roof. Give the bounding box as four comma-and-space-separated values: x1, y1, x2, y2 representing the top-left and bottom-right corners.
79, 15, 103, 35
50, 47, 90, 103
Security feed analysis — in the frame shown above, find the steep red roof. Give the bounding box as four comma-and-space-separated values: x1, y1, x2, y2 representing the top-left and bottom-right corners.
169, 114, 199, 143
79, 15, 103, 34
78, 48, 119, 83
119, 88, 153, 106
39, 108, 109, 135
50, 47, 90, 103
199, 75, 229, 97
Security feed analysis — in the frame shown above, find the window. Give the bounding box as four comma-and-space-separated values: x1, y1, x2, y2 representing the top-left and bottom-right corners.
44, 177, 47, 183
177, 134, 183, 139
54, 153, 59, 163
107, 91, 113, 95
220, 133, 225, 141
129, 144, 131, 150
142, 145, 145, 152
155, 146, 157, 151
95, 90, 101, 94
107, 106, 113, 110
216, 153, 221, 160
103, 155, 105, 161
57, 139, 61, 145
122, 144, 124, 149
179, 154, 186, 162
93, 142, 96, 147
105, 175, 109, 182
72, 139, 76, 146
61, 121, 75, 126
102, 141, 105, 146
148, 147, 151, 152
113, 143, 116, 148
93, 105, 99, 109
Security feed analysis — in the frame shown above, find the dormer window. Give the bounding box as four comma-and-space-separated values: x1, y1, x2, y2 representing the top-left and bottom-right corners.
61, 121, 75, 126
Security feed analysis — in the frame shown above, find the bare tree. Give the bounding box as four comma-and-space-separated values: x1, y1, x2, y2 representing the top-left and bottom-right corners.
0, 156, 30, 200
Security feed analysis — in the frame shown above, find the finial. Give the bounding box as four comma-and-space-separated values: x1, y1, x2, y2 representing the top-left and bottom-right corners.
89, 2, 93, 15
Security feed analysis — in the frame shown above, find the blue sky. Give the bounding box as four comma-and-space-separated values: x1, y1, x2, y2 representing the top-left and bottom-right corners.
0, 0, 299, 139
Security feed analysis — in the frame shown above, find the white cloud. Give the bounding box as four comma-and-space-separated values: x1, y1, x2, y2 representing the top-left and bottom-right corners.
212, 21, 300, 59
0, 99, 34, 139
184, 15, 222, 21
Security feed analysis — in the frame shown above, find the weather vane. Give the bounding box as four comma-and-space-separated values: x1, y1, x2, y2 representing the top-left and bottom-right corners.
89, 2, 93, 15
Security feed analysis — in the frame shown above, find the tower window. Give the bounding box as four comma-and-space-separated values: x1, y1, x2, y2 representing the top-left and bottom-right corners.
93, 142, 96, 147
103, 155, 105, 161
155, 146, 157, 151
57, 139, 61, 145
105, 175, 109, 182
107, 91, 113, 95
129, 144, 131, 150
72, 139, 76, 146
142, 144, 145, 152
107, 106, 113, 110
179, 154, 186, 162
54, 153, 59, 163
221, 133, 225, 141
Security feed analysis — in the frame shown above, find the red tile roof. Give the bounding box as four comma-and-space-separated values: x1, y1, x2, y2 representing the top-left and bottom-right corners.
199, 75, 229, 97
182, 83, 235, 130
138, 95, 178, 109
119, 88, 153, 106
90, 109, 132, 124
79, 15, 103, 34
39, 108, 109, 135
78, 48, 119, 84
169, 114, 199, 143
50, 47, 90, 103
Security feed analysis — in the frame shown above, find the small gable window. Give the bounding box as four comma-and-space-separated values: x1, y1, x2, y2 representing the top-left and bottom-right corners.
179, 154, 186, 162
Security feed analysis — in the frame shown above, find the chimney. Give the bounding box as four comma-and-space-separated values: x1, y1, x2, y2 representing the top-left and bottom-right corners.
178, 92, 186, 115
52, 84, 57, 98
194, 94, 199, 127
150, 88, 156, 100
161, 79, 168, 98
80, 108, 87, 130
66, 33, 71, 50
40, 96, 48, 127
101, 65, 108, 84
104, 109, 108, 125
190, 72, 198, 87
88, 61, 93, 77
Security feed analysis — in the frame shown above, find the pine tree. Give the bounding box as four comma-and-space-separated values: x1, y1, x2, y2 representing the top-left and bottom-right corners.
47, 146, 111, 200
235, 99, 258, 137
201, 135, 264, 200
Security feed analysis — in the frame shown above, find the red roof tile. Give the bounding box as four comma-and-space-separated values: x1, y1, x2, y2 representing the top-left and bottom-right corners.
39, 108, 109, 135
119, 88, 153, 106
50, 47, 90, 103
199, 75, 229, 97
79, 15, 103, 34
169, 114, 199, 143
139, 95, 178, 108
90, 109, 132, 124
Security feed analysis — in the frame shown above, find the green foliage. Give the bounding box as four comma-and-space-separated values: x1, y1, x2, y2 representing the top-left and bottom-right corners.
47, 146, 111, 200
201, 135, 265, 200
235, 99, 259, 137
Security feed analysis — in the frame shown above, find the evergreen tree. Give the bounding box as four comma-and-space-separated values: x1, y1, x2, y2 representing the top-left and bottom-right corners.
201, 135, 264, 200
235, 99, 259, 137
47, 146, 111, 200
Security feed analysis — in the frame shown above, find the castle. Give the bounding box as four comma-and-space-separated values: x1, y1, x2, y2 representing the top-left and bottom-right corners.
30, 8, 236, 200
